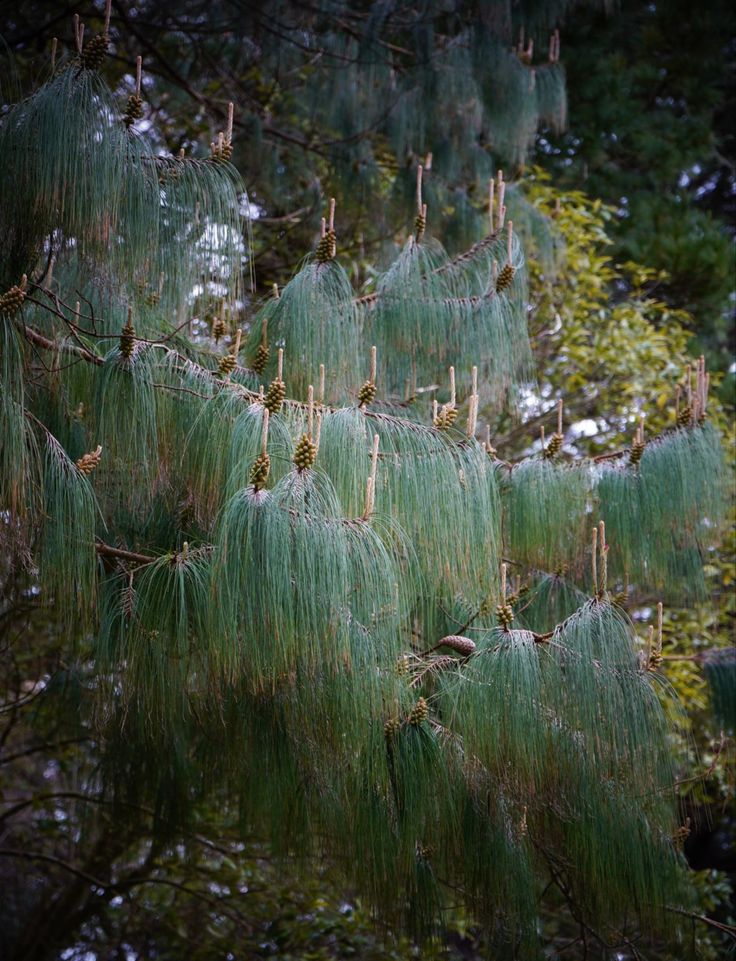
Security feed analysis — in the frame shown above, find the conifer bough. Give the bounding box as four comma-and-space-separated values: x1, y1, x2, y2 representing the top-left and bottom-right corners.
0, 17, 728, 958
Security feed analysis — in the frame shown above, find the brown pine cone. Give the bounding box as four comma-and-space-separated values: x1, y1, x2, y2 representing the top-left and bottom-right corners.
396, 654, 410, 675
123, 95, 144, 128
293, 433, 317, 471
414, 211, 427, 242
249, 452, 271, 490
218, 353, 237, 377
434, 405, 458, 430
357, 380, 377, 408
496, 263, 515, 293
496, 603, 514, 629
439, 635, 476, 656
408, 697, 429, 726
119, 319, 136, 359
76, 445, 103, 475
629, 438, 646, 466
315, 233, 333, 264
252, 342, 269, 375
676, 405, 692, 428
0, 283, 27, 316
543, 432, 563, 459
212, 317, 227, 342
648, 650, 663, 671
264, 378, 286, 414
384, 717, 401, 740
81, 33, 110, 71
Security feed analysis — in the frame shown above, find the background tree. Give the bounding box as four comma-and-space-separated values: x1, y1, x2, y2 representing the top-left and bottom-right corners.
537, 0, 735, 384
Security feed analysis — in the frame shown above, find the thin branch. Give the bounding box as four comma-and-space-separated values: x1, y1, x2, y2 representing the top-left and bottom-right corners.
94, 540, 158, 567
663, 906, 736, 939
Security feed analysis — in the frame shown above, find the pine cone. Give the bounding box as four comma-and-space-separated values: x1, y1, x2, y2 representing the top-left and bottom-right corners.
81, 33, 110, 71
315, 233, 333, 264
264, 378, 286, 414
143, 291, 160, 307
408, 696, 429, 726
210, 140, 233, 163
212, 317, 226, 342
676, 405, 692, 428
0, 282, 26, 316
434, 405, 458, 430
218, 353, 237, 377
496, 602, 514, 629
325, 228, 337, 260
357, 380, 377, 408
647, 650, 663, 672
123, 95, 144, 128
119, 319, 136, 359
396, 654, 410, 675
629, 438, 646, 466
249, 452, 271, 490
414, 211, 427, 242
672, 819, 691, 846
543, 432, 563, 459
293, 433, 317, 471
252, 342, 269, 375
76, 445, 102, 475
439, 634, 476, 656
496, 263, 515, 293
384, 717, 401, 740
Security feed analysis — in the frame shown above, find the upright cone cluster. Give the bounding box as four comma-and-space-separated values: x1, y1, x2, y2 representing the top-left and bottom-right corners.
0, 276, 27, 315
76, 445, 103, 475
81, 33, 110, 70
293, 434, 317, 471
249, 453, 270, 490
119, 315, 136, 359
263, 378, 286, 414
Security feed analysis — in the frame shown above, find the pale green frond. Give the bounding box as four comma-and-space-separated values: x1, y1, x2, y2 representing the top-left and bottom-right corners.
597, 425, 728, 600
38, 429, 98, 632
505, 458, 591, 574
247, 258, 360, 402
0, 322, 39, 523
96, 546, 212, 727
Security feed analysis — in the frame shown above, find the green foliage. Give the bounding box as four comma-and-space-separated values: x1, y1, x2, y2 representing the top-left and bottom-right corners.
0, 10, 732, 961
38, 431, 98, 633
598, 425, 728, 601
98, 546, 212, 724
250, 259, 359, 402
537, 0, 736, 368
519, 171, 716, 450
0, 321, 36, 523
515, 570, 588, 633
504, 458, 590, 574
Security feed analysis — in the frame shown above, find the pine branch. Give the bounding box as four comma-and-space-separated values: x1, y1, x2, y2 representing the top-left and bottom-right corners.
19, 322, 103, 366
94, 540, 159, 567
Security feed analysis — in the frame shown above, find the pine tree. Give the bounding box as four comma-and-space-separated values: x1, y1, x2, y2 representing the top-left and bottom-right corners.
0, 4, 729, 958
